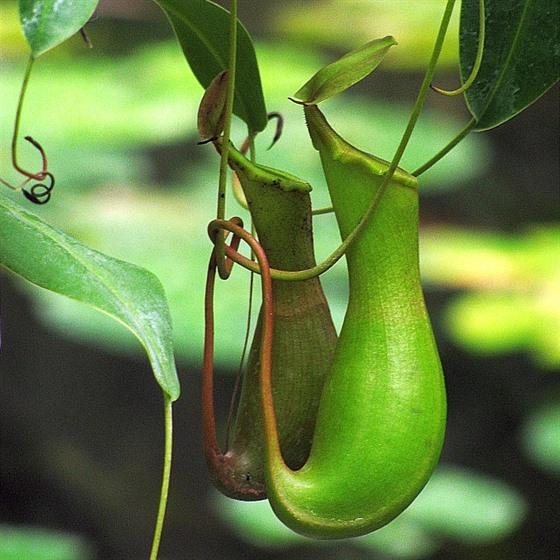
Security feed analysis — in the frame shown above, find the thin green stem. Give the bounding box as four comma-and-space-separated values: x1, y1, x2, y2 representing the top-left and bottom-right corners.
431, 0, 485, 96
149, 396, 173, 560
224, 134, 257, 450
12, 57, 34, 174
216, 0, 239, 279
412, 117, 477, 176
11, 56, 48, 180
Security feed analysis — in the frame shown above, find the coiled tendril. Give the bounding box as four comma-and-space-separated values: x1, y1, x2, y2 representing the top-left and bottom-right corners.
21, 171, 55, 205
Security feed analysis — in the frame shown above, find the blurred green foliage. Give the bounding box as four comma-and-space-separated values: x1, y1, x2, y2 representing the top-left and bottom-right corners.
421, 226, 560, 368
270, 0, 462, 69
0, 525, 94, 560
521, 400, 560, 475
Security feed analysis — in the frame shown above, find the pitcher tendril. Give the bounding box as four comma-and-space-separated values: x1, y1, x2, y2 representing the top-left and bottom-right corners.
203, 217, 271, 499
266, 112, 284, 150
21, 172, 55, 205
1, 58, 55, 204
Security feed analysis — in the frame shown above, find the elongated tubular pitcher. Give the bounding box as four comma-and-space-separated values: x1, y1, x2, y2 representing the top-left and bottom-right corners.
260, 105, 447, 538
204, 140, 337, 499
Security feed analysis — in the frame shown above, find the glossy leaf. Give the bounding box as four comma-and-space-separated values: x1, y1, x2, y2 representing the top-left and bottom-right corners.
19, 0, 98, 58
154, 0, 267, 134
0, 191, 180, 401
460, 0, 560, 130
293, 36, 397, 104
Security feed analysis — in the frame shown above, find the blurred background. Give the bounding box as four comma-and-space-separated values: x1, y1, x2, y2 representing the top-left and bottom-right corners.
0, 0, 558, 558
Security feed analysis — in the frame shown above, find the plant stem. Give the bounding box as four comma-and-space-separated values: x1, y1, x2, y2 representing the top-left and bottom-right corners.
12, 57, 33, 172
11, 56, 48, 180
149, 396, 173, 560
216, 0, 239, 279
387, 0, 458, 174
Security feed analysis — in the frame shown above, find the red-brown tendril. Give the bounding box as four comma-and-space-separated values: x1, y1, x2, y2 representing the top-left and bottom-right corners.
2, 57, 56, 204
2, 135, 55, 204
238, 112, 284, 155
14, 136, 48, 181
202, 218, 274, 496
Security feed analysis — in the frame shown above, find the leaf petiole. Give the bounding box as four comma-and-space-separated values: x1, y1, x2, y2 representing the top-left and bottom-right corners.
149, 396, 174, 560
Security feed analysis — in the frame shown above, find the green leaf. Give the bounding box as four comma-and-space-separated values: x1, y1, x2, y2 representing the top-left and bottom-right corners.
19, 0, 98, 58
0, 191, 180, 401
154, 0, 267, 134
293, 36, 398, 104
460, 0, 560, 130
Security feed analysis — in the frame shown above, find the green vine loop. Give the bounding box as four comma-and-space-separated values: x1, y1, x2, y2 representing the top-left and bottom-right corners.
381, 0, 458, 178
413, 0, 486, 176
218, 170, 395, 281
302, 0, 459, 281
430, 0, 485, 97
